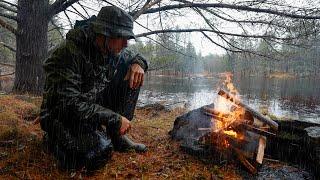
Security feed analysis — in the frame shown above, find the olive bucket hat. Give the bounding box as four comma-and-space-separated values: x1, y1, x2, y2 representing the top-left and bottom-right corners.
91, 6, 135, 39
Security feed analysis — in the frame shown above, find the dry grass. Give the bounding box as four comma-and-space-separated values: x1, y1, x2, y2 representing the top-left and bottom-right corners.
0, 95, 245, 179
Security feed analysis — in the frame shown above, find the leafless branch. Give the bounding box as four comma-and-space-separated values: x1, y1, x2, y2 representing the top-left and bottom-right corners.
0, 0, 18, 8
63, 10, 73, 29
135, 28, 293, 40
0, 11, 17, 21
49, 0, 79, 17
140, 2, 320, 19
77, 2, 90, 17
76, 2, 99, 12
201, 31, 240, 53
0, 2, 17, 13
71, 5, 87, 19
0, 17, 17, 35
0, 41, 16, 52
49, 20, 64, 38
131, 0, 162, 20
66, 9, 85, 19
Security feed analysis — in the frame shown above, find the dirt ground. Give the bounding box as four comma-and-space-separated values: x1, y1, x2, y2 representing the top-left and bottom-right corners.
2, 94, 307, 179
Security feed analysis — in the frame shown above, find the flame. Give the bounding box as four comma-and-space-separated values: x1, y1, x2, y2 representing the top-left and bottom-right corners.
212, 72, 245, 147
224, 130, 237, 137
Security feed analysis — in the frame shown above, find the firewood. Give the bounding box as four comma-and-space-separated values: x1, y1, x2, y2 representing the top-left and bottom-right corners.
218, 89, 278, 131
237, 123, 276, 137
233, 147, 257, 174
256, 136, 266, 164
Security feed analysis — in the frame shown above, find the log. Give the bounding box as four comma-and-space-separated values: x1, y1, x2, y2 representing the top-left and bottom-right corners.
237, 123, 276, 137
218, 89, 278, 131
234, 147, 257, 174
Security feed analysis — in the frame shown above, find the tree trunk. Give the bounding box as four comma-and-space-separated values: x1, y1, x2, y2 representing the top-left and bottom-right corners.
14, 0, 49, 94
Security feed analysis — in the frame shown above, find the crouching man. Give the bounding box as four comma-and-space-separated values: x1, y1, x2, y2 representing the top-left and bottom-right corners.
40, 6, 148, 170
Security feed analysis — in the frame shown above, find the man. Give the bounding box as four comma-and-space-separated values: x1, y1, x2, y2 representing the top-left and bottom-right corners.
40, 6, 148, 170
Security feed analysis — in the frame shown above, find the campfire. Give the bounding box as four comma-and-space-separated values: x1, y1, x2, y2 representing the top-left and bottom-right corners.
198, 74, 278, 174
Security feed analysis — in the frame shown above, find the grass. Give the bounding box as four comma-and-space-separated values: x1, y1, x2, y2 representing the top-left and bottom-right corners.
0, 94, 247, 179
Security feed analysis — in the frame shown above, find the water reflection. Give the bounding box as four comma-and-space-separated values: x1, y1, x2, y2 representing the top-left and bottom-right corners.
0, 74, 319, 123
139, 75, 320, 123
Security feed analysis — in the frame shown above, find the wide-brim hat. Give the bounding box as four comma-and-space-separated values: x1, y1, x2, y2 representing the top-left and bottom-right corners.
91, 6, 135, 39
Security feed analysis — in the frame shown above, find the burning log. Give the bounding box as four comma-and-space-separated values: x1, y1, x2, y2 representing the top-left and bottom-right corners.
199, 91, 278, 174
171, 88, 279, 175
218, 89, 279, 131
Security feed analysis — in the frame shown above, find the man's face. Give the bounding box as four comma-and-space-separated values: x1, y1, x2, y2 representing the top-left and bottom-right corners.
106, 37, 128, 54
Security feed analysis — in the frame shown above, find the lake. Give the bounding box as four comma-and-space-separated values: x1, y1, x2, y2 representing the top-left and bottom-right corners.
139, 75, 320, 124
1, 74, 319, 123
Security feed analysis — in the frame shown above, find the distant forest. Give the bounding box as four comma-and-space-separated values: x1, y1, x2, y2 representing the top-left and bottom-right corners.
130, 32, 320, 78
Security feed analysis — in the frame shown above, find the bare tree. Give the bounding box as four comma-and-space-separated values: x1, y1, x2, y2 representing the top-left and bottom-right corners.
0, 0, 320, 94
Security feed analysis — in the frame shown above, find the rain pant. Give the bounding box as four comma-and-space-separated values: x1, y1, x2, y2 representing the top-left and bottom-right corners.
40, 26, 147, 169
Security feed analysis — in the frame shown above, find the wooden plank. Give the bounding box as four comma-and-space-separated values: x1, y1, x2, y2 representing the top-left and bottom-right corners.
256, 136, 266, 164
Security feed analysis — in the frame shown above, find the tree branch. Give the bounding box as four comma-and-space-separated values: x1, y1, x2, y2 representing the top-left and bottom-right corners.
71, 5, 87, 19
49, 0, 79, 17
0, 17, 18, 35
0, 11, 17, 21
0, 2, 17, 13
140, 2, 320, 19
63, 10, 73, 29
135, 28, 292, 40
77, 2, 90, 18
201, 31, 240, 53
131, 0, 162, 20
0, 0, 18, 8
0, 42, 16, 52
49, 20, 64, 38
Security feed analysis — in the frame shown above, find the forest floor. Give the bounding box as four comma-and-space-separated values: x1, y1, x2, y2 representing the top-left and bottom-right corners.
0, 94, 248, 179
0, 94, 310, 179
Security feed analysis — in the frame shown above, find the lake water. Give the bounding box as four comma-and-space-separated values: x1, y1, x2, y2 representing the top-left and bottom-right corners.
139, 75, 320, 124
1, 74, 319, 123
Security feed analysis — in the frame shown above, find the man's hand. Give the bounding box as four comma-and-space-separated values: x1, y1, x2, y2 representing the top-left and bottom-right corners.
120, 116, 131, 135
124, 63, 144, 89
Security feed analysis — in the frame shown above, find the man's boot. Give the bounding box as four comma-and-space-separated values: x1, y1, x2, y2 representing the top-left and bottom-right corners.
112, 135, 147, 152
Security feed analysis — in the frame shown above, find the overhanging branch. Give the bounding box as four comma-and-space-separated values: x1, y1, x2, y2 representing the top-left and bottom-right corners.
49, 0, 79, 17
135, 28, 292, 40
140, 2, 320, 19
0, 0, 18, 8
0, 11, 17, 21
131, 0, 162, 20
0, 2, 17, 13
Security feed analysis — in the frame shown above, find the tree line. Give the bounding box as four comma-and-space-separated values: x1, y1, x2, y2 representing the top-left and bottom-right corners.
130, 29, 320, 78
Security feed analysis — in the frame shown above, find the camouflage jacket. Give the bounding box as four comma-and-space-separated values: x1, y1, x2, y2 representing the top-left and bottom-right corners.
40, 27, 147, 135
